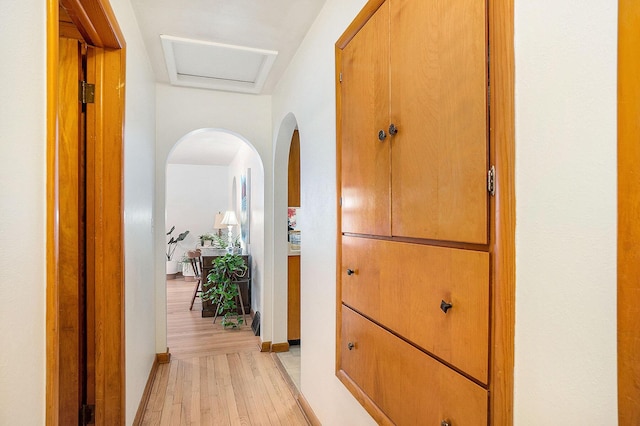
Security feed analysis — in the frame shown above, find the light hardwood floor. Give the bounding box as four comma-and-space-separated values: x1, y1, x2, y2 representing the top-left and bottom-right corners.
141, 279, 309, 425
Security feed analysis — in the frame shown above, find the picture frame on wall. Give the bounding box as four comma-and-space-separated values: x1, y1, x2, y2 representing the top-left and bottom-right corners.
240, 168, 250, 244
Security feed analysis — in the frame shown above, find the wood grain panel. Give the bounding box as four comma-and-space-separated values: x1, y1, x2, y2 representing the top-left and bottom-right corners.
46, 1, 60, 423
87, 45, 126, 425
488, 0, 515, 423
618, 0, 640, 423
342, 236, 490, 383
288, 130, 301, 207
57, 36, 83, 426
390, 0, 488, 244
287, 255, 301, 341
340, 1, 391, 236
60, 0, 124, 48
340, 306, 488, 425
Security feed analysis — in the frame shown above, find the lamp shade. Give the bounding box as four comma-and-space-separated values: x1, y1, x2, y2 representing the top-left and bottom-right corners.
213, 212, 225, 229
221, 210, 238, 226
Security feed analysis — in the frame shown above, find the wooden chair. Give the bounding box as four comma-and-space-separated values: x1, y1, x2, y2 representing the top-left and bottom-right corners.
188, 249, 202, 310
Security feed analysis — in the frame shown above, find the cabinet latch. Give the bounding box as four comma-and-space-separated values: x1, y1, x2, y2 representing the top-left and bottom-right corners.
487, 165, 496, 196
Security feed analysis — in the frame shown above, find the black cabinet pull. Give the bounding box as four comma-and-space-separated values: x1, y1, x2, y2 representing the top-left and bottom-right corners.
440, 300, 453, 313
347, 342, 355, 350
346, 268, 355, 276
378, 129, 387, 141
389, 123, 398, 136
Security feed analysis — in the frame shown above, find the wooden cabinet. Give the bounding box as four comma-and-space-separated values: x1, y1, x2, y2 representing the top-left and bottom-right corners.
201, 255, 250, 318
287, 255, 301, 342
340, 0, 488, 245
337, 0, 497, 423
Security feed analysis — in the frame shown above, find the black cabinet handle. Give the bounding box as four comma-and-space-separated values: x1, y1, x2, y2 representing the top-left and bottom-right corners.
389, 123, 398, 136
348, 342, 355, 350
440, 300, 453, 314
378, 129, 387, 141
346, 268, 355, 276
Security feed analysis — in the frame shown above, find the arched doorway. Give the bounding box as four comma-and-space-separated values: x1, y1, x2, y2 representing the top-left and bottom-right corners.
160, 128, 266, 359
272, 113, 302, 387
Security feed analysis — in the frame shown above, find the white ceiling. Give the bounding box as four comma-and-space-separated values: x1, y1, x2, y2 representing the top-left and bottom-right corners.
130, 0, 327, 95
131, 0, 326, 165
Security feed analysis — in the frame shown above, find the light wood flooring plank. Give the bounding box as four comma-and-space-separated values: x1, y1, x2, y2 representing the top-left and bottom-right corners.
141, 279, 307, 425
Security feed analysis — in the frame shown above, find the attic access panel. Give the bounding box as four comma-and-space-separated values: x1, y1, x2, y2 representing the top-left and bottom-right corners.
161, 35, 278, 94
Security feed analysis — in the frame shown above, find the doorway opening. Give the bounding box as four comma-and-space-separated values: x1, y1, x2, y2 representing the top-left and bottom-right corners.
163, 128, 266, 360
272, 114, 303, 391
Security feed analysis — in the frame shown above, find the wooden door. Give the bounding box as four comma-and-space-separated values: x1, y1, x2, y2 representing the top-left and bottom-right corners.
58, 36, 87, 425
340, 1, 391, 237
48, 1, 126, 424
390, 0, 489, 244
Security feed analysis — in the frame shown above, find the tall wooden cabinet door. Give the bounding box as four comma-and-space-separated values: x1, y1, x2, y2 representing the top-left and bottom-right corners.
389, 0, 489, 244
340, 2, 391, 237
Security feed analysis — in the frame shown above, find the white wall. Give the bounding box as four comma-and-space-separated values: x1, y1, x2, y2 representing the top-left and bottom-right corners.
107, 0, 159, 422
228, 144, 265, 315
0, 1, 157, 424
0, 2, 47, 424
166, 164, 229, 260
513, 0, 618, 423
271, 0, 378, 424
155, 85, 272, 351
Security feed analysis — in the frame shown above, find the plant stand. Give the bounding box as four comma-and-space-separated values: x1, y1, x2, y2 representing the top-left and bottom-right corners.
212, 282, 247, 327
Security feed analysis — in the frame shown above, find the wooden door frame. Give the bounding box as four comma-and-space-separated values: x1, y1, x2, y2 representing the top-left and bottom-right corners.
46, 0, 126, 424
335, 0, 514, 424
618, 0, 640, 423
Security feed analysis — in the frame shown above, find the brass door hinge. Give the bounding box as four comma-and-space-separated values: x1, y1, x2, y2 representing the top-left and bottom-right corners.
80, 404, 95, 425
79, 81, 95, 104
487, 165, 496, 196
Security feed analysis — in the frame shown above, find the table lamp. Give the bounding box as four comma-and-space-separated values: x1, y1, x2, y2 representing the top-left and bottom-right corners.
213, 212, 225, 237
221, 211, 238, 253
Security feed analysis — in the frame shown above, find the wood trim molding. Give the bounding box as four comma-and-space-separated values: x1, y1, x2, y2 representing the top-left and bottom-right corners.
132, 357, 160, 425
259, 340, 272, 352
336, 370, 393, 425
335, 0, 385, 49
88, 44, 126, 425
618, 0, 640, 423
156, 348, 171, 364
59, 0, 124, 48
271, 352, 321, 426
296, 393, 322, 426
488, 0, 515, 424
45, 1, 60, 424
271, 342, 290, 353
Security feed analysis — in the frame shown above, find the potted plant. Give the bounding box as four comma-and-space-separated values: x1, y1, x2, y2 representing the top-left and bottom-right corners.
166, 226, 189, 278
202, 253, 248, 328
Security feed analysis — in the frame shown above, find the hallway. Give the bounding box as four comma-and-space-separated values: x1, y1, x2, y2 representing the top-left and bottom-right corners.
140, 279, 308, 425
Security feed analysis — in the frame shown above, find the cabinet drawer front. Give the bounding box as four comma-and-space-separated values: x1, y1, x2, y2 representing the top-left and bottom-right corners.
341, 236, 489, 382
340, 306, 488, 425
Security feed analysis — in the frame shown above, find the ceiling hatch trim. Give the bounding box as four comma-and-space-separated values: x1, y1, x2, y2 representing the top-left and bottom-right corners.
160, 35, 278, 94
